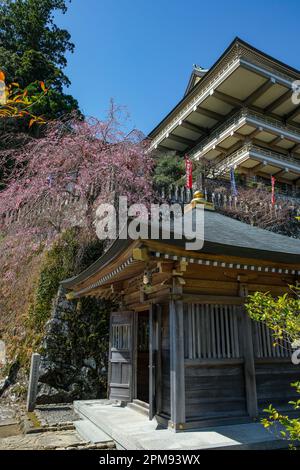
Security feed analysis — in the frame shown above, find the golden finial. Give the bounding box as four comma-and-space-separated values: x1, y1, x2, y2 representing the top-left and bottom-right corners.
184, 189, 215, 212
191, 190, 205, 203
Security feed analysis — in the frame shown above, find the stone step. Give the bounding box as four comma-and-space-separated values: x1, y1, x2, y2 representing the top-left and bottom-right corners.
127, 402, 149, 417
132, 399, 149, 410
74, 419, 113, 444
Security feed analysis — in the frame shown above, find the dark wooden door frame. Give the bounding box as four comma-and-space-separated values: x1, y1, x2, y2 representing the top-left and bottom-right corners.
132, 311, 138, 401
131, 305, 162, 420
149, 304, 156, 420
108, 311, 134, 403
149, 303, 163, 420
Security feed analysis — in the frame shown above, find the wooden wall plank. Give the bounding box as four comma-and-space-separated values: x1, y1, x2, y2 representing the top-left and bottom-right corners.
169, 280, 186, 429
239, 284, 258, 419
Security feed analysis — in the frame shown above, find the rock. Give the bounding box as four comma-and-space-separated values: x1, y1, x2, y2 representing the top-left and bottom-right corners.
38, 359, 76, 388
68, 383, 82, 396
0, 377, 9, 395
45, 318, 69, 337
36, 384, 72, 404
0, 360, 20, 398
79, 367, 91, 381
38, 360, 57, 379
83, 357, 96, 370
35, 287, 109, 403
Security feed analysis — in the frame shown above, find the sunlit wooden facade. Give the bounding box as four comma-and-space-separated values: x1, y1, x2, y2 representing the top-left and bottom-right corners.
62, 206, 300, 430
149, 38, 300, 189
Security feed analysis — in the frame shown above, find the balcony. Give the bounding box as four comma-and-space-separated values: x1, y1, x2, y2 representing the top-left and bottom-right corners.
149, 39, 300, 155
213, 144, 300, 184
191, 109, 300, 161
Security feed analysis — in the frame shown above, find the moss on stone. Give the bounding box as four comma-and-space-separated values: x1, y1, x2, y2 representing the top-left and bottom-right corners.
27, 228, 80, 331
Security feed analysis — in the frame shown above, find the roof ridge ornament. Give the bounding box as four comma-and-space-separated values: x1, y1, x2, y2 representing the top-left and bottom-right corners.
184, 190, 215, 212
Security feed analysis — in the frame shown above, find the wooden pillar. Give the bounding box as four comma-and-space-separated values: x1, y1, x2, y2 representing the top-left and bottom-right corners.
149, 304, 156, 420
239, 283, 258, 418
169, 281, 186, 430
149, 304, 163, 420
156, 305, 162, 416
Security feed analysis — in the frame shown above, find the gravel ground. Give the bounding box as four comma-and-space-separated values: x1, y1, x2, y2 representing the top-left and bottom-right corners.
0, 405, 16, 423
34, 404, 79, 427
0, 430, 87, 450
0, 403, 115, 450
0, 429, 115, 450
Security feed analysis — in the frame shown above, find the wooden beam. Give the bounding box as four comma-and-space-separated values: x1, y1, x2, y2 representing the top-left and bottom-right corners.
195, 106, 224, 121
243, 79, 274, 106
213, 144, 227, 155
294, 176, 300, 185
169, 279, 185, 430
252, 137, 289, 155
286, 106, 300, 123
264, 89, 291, 113
229, 138, 249, 152
270, 135, 284, 146
144, 238, 300, 270
213, 90, 242, 108
252, 161, 267, 173
180, 120, 208, 135
132, 247, 149, 262
239, 284, 258, 419
176, 260, 188, 272
111, 281, 124, 293
167, 133, 195, 146
179, 294, 243, 304
185, 358, 244, 367
273, 168, 288, 177
255, 171, 297, 186
159, 142, 181, 152
249, 128, 264, 139
291, 142, 300, 153
233, 131, 247, 140
157, 261, 174, 273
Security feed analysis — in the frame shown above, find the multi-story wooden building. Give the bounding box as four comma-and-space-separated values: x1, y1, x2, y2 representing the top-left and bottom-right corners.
149, 37, 300, 189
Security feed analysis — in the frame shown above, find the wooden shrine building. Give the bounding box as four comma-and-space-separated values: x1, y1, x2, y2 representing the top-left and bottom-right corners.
62, 201, 300, 430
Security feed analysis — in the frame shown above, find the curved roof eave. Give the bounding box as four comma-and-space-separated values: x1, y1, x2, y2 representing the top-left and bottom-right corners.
148, 36, 300, 140
61, 210, 300, 291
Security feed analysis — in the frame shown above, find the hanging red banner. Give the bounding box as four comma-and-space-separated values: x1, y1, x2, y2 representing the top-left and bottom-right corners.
185, 156, 193, 189
271, 176, 276, 206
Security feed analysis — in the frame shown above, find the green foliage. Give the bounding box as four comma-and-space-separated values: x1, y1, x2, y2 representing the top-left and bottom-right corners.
262, 382, 300, 449
27, 411, 42, 428
0, 0, 72, 88
28, 85, 79, 120
19, 228, 110, 396
246, 286, 300, 448
21, 227, 104, 361
153, 152, 217, 190
71, 296, 111, 369
153, 152, 185, 188
27, 228, 79, 329
0, 0, 79, 118
246, 286, 300, 345
25, 228, 103, 332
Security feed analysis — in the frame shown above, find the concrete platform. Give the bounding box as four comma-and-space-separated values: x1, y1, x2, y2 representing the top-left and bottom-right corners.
74, 419, 113, 444
74, 400, 288, 450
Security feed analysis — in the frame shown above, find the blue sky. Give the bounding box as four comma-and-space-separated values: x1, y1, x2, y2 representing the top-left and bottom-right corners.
56, 0, 300, 134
